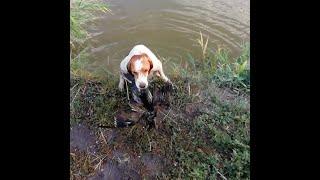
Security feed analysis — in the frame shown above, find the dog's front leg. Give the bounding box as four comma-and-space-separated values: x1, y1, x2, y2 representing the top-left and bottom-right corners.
119, 74, 125, 91
157, 68, 170, 83
156, 67, 176, 90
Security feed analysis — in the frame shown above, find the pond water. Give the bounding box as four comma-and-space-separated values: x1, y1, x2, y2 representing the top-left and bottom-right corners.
86, 0, 249, 75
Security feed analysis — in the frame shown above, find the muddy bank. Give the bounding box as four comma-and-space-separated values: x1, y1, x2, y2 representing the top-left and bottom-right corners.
70, 123, 171, 179
70, 77, 250, 179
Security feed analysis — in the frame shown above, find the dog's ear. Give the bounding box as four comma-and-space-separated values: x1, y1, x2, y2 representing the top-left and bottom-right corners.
127, 58, 133, 75
148, 57, 153, 74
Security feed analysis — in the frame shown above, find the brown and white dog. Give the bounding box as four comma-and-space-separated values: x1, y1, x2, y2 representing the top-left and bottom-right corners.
119, 44, 170, 92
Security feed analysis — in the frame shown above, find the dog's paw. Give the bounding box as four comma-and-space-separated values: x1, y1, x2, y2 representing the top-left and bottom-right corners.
165, 80, 176, 91
118, 84, 124, 92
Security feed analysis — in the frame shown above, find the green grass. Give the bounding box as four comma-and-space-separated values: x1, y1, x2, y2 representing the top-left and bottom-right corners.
205, 43, 250, 92
70, 30, 250, 179
174, 32, 250, 93
163, 38, 250, 179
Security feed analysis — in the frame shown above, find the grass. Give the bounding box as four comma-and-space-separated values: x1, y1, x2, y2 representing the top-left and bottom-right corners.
211, 43, 250, 92
70, 30, 250, 179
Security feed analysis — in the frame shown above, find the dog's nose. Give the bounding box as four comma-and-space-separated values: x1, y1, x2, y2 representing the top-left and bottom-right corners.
139, 83, 146, 89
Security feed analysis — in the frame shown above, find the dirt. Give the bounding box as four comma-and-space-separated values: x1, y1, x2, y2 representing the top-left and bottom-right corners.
89, 161, 127, 180
205, 83, 250, 111
71, 122, 170, 179
88, 153, 167, 180
70, 123, 99, 154
101, 128, 118, 144
70, 77, 249, 179
140, 153, 167, 178
185, 102, 204, 118
71, 79, 177, 179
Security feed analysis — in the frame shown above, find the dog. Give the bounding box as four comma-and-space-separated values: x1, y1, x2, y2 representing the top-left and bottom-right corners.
115, 45, 173, 128
118, 44, 171, 93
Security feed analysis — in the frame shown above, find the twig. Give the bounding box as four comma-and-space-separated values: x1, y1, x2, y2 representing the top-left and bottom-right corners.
82, 85, 87, 95
90, 153, 101, 162
70, 83, 78, 91
149, 142, 152, 152
70, 44, 72, 60
213, 165, 227, 180
71, 87, 81, 105
99, 129, 108, 146
94, 155, 108, 171
185, 101, 204, 105
146, 133, 152, 152
162, 108, 172, 121
159, 109, 179, 127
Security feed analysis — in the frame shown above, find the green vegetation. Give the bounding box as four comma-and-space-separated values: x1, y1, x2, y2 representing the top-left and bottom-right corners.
70, 2, 250, 179
210, 43, 250, 92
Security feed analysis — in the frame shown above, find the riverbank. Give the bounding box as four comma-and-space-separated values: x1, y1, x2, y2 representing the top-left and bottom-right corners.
70, 43, 250, 179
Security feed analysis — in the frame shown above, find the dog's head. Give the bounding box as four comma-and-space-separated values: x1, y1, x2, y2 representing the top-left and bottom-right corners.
128, 53, 153, 90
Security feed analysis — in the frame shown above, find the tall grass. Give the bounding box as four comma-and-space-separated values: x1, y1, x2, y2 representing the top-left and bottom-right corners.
211, 43, 250, 91
195, 32, 250, 92
197, 31, 209, 59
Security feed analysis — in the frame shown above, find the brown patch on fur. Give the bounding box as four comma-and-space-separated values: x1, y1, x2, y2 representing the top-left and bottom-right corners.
128, 53, 153, 77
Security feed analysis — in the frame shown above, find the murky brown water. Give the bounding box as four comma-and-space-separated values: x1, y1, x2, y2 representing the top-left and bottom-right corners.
87, 0, 249, 75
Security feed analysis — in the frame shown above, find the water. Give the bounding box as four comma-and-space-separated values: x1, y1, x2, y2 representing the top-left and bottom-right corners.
86, 0, 249, 75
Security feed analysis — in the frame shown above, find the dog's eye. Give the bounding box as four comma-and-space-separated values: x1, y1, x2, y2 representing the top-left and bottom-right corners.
144, 70, 148, 73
